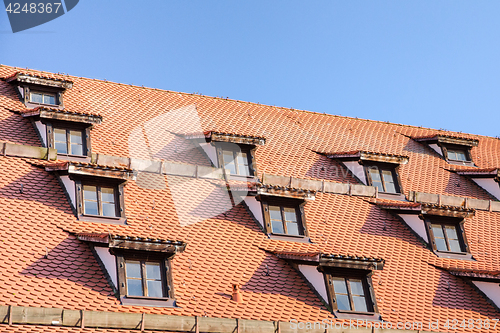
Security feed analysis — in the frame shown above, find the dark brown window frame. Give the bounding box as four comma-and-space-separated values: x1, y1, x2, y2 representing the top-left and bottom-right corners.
259, 196, 309, 239
113, 249, 176, 307
74, 178, 126, 224
424, 216, 471, 259
362, 162, 402, 194
322, 268, 380, 320
45, 120, 92, 158
215, 142, 256, 178
438, 143, 474, 165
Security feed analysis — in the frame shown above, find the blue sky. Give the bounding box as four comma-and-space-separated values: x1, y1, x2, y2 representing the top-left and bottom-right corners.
1, 1, 499, 137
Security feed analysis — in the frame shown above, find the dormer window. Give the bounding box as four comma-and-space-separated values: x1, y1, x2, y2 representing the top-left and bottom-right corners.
199, 131, 265, 179
425, 216, 470, 257
219, 143, 252, 176
76, 233, 186, 307
44, 161, 133, 224
323, 151, 408, 198
365, 164, 399, 194
259, 196, 309, 239
412, 134, 478, 166
319, 254, 384, 320
6, 71, 72, 109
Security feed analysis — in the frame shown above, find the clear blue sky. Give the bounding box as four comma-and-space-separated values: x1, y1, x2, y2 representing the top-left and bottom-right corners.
1, 1, 499, 137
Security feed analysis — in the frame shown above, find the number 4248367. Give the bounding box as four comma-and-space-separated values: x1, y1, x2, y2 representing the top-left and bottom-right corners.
5, 3, 62, 14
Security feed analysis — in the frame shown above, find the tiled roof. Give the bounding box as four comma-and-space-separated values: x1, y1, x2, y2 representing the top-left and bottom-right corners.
19, 106, 102, 118
1, 64, 500, 332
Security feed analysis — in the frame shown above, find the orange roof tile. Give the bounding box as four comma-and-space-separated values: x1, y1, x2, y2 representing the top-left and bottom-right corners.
1, 64, 500, 332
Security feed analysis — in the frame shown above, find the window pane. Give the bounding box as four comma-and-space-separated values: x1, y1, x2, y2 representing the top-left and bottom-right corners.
101, 187, 115, 203
283, 208, 297, 222
30, 92, 43, 103
83, 185, 98, 215
43, 94, 56, 105
70, 143, 83, 156
381, 170, 397, 193
336, 294, 351, 311
83, 185, 97, 201
127, 279, 143, 296
236, 152, 249, 176
349, 280, 365, 296
445, 226, 458, 240
222, 151, 236, 174
55, 142, 68, 154
432, 225, 444, 239
84, 201, 99, 215
269, 206, 282, 221
368, 168, 384, 192
332, 278, 348, 294
102, 202, 116, 217
70, 131, 83, 144
448, 239, 462, 253
272, 221, 284, 234
286, 222, 300, 236
448, 150, 467, 161
435, 238, 448, 251
448, 151, 457, 160
146, 263, 161, 280
126, 261, 142, 278
353, 296, 368, 312
147, 280, 163, 297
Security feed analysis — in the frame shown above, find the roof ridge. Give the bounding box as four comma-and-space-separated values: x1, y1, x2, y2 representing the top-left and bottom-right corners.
2, 64, 499, 141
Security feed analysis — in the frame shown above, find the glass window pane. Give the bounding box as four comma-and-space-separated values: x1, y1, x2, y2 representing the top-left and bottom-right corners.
448, 151, 457, 160
101, 187, 115, 203
349, 280, 365, 296
283, 208, 297, 222
236, 152, 249, 176
30, 92, 43, 103
84, 201, 98, 215
445, 226, 458, 240
286, 222, 300, 236
43, 94, 56, 105
269, 206, 282, 221
368, 168, 384, 192
456, 151, 467, 161
381, 170, 397, 193
332, 278, 348, 294
70, 143, 83, 156
102, 202, 116, 217
222, 151, 236, 174
146, 263, 161, 280
126, 261, 142, 278
432, 225, 444, 239
55, 142, 68, 154
272, 221, 284, 234
448, 150, 466, 161
127, 279, 143, 296
147, 280, 163, 297
353, 296, 368, 312
70, 130, 83, 144
448, 239, 462, 253
435, 238, 448, 251
83, 185, 97, 201
54, 128, 66, 142
336, 294, 351, 311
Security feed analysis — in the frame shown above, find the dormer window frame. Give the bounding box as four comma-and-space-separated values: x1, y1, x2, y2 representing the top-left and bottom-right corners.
258, 195, 309, 241
362, 161, 403, 195
44, 120, 92, 158
215, 142, 256, 178
439, 143, 473, 164
74, 177, 127, 224
423, 215, 472, 260
318, 255, 384, 320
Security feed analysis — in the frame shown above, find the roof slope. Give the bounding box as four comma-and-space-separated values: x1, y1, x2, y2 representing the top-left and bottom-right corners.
1, 65, 500, 332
